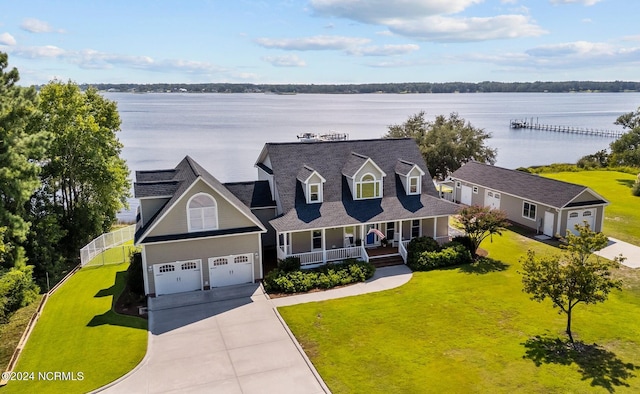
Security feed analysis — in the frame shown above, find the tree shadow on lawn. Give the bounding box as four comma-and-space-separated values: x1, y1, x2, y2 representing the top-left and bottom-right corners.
616, 179, 635, 188
522, 335, 639, 392
88, 271, 147, 330
458, 257, 509, 275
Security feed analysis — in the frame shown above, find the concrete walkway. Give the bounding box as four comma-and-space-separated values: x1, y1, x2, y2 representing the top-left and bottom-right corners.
595, 237, 640, 269
95, 265, 412, 394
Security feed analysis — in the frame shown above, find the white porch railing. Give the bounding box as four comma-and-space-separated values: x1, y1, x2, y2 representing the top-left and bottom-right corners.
326, 246, 362, 262
399, 240, 409, 263
360, 244, 369, 262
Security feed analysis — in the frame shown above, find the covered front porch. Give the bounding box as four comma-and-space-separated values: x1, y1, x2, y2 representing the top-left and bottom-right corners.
276, 216, 451, 268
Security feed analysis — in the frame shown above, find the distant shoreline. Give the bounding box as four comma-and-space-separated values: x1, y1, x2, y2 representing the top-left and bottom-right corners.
83, 81, 640, 95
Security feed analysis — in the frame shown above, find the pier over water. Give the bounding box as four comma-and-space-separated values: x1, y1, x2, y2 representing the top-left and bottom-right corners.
510, 118, 623, 138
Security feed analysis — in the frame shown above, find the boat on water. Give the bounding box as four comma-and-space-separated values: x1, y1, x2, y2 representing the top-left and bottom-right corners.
297, 131, 349, 142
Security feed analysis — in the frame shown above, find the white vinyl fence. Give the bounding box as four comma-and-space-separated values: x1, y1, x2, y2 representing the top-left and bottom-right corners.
80, 225, 135, 266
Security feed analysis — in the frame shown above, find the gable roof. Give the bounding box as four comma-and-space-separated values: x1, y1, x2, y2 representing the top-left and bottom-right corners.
395, 159, 425, 177
134, 156, 265, 244
450, 161, 608, 209
296, 165, 326, 184
259, 138, 460, 232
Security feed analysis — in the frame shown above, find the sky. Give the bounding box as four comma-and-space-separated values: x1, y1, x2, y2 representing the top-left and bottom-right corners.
1, 0, 639, 86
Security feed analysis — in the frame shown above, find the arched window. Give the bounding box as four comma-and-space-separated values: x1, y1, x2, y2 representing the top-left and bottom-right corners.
188, 193, 218, 232
356, 173, 381, 199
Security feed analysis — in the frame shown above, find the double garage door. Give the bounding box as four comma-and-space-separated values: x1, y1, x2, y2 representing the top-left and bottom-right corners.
153, 253, 254, 296
567, 209, 595, 235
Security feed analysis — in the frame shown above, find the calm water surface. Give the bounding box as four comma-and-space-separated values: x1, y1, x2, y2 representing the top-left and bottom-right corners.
108, 92, 640, 220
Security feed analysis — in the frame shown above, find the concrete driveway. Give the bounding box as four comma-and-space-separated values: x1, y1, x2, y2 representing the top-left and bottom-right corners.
97, 265, 413, 394
595, 237, 640, 269
98, 284, 327, 394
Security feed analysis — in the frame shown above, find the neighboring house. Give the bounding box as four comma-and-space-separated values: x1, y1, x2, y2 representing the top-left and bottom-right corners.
134, 156, 267, 296
448, 161, 608, 237
134, 138, 461, 297
255, 138, 460, 267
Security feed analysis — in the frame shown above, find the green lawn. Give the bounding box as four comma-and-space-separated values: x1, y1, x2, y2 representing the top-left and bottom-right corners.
0, 295, 43, 371
2, 263, 147, 393
542, 170, 640, 245
279, 232, 640, 393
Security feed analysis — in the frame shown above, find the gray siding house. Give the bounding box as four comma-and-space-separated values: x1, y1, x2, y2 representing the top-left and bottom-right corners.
134, 138, 461, 296
449, 162, 608, 237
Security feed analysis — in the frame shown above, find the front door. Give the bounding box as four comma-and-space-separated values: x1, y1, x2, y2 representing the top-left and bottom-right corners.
366, 224, 379, 246
543, 211, 555, 237
461, 185, 472, 205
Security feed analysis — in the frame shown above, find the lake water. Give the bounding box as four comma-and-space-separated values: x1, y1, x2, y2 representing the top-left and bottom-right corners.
108, 92, 640, 221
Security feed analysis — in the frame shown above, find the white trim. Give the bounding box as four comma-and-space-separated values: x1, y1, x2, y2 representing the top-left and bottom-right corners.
137, 195, 173, 200
351, 157, 387, 179
187, 192, 218, 232
300, 169, 327, 184
522, 201, 537, 221
258, 235, 263, 280
307, 182, 323, 204
311, 229, 323, 251
355, 172, 382, 200
142, 247, 150, 295
565, 188, 610, 207
408, 176, 421, 195
137, 176, 267, 243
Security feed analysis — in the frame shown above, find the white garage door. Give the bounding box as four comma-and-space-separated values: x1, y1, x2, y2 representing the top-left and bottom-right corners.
484, 190, 501, 210
153, 260, 203, 296
566, 209, 595, 235
209, 253, 254, 288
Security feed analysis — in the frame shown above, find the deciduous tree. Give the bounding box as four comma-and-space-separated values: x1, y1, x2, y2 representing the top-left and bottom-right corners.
521, 223, 623, 343
36, 81, 130, 260
385, 111, 497, 180
609, 107, 640, 167
456, 205, 509, 257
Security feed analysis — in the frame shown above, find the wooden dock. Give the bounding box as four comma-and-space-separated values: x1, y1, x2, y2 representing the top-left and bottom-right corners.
510, 118, 623, 138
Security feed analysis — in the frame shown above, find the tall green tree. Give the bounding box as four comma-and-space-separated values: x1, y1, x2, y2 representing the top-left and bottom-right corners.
521, 223, 623, 343
36, 81, 130, 260
385, 111, 497, 180
0, 52, 43, 269
609, 107, 640, 167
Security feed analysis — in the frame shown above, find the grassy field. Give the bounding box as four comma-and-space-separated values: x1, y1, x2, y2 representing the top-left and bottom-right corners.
2, 263, 147, 393
542, 170, 640, 245
280, 232, 640, 393
0, 295, 43, 371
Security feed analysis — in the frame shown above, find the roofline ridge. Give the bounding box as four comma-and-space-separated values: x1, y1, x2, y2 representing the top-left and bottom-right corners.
464, 161, 588, 189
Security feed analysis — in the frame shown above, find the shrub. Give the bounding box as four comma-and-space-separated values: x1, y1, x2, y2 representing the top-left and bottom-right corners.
263, 260, 375, 294
450, 236, 474, 255
632, 174, 640, 197
410, 243, 472, 271
407, 236, 440, 268
277, 256, 301, 272
0, 265, 40, 323
127, 251, 145, 296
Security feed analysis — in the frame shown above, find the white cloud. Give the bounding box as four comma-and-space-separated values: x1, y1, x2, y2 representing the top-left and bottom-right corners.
255, 35, 370, 50
549, 0, 602, 5
387, 14, 547, 42
310, 0, 545, 43
310, 0, 482, 23
526, 41, 614, 57
0, 32, 16, 45
347, 44, 420, 56
20, 18, 63, 33
262, 55, 307, 67
13, 45, 66, 58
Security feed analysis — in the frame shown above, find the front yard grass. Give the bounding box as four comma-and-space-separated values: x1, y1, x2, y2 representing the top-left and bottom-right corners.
2, 263, 147, 394
541, 170, 640, 245
279, 231, 640, 393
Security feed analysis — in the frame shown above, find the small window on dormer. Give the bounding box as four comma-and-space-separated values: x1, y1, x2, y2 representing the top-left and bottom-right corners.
409, 176, 420, 195
308, 183, 322, 203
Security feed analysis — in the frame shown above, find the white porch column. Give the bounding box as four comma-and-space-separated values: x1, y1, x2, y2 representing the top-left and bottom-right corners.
283, 232, 289, 256
322, 228, 327, 263
433, 217, 438, 239
398, 220, 403, 244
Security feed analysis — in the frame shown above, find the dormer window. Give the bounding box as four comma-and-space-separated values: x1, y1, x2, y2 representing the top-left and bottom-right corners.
409, 176, 420, 194
309, 183, 322, 203
298, 165, 326, 204
395, 159, 425, 196
188, 193, 218, 232
356, 173, 382, 199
